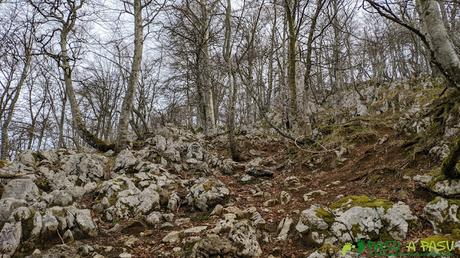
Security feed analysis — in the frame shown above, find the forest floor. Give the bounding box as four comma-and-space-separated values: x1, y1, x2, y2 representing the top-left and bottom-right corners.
61, 118, 438, 258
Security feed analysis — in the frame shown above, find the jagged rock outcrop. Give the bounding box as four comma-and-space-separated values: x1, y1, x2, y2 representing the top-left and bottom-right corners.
186, 178, 230, 211
424, 197, 460, 234
295, 196, 417, 246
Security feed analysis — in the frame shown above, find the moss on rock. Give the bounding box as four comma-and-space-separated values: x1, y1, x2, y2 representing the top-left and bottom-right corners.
0, 159, 8, 168
315, 207, 335, 225
330, 195, 393, 211
318, 243, 339, 254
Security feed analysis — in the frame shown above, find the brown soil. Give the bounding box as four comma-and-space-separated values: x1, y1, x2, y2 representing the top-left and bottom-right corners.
72, 124, 439, 258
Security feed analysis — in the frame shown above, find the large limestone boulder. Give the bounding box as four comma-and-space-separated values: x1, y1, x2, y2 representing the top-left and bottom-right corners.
16, 150, 39, 167
414, 172, 460, 197
96, 176, 161, 220
296, 196, 417, 246
114, 150, 138, 172
190, 234, 237, 258
7, 205, 98, 244
0, 198, 27, 222
424, 197, 460, 234
2, 179, 39, 201
186, 178, 230, 211
0, 222, 22, 258
61, 153, 107, 183
229, 220, 262, 257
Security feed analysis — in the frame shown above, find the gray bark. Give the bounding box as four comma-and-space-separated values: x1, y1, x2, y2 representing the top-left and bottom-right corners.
416, 0, 460, 87
116, 0, 144, 150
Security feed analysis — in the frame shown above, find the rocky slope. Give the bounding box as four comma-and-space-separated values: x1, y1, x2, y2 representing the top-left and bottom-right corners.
1, 77, 460, 257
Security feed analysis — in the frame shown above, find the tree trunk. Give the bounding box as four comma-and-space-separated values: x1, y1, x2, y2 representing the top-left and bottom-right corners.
116, 0, 144, 150
416, 0, 460, 87
60, 28, 114, 152
285, 0, 298, 129
416, 0, 460, 178
1, 45, 31, 159
224, 0, 240, 161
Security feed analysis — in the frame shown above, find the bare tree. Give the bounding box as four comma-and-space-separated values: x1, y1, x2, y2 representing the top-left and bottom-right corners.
0, 4, 35, 159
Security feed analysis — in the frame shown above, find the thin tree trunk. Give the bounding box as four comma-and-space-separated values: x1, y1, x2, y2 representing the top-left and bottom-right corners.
285, 0, 298, 129
60, 24, 114, 151
116, 0, 144, 150
1, 45, 31, 159
224, 0, 240, 161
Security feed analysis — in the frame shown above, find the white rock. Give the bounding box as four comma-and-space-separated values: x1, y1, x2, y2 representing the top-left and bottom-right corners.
277, 217, 293, 241
167, 192, 180, 211
331, 206, 383, 242
431, 179, 460, 197
382, 202, 417, 240
119, 252, 132, 258
229, 220, 262, 257
0, 222, 22, 258
114, 150, 138, 172
280, 191, 291, 205
424, 197, 459, 233
49, 190, 73, 206
295, 205, 329, 234
74, 208, 98, 237
145, 212, 162, 226
0, 198, 27, 222
162, 231, 181, 244
303, 190, 327, 202
184, 226, 207, 235
2, 179, 39, 201
186, 178, 230, 211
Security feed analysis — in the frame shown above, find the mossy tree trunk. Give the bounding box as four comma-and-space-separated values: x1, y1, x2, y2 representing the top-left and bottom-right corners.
441, 135, 460, 178
58, 1, 114, 152
415, 0, 460, 178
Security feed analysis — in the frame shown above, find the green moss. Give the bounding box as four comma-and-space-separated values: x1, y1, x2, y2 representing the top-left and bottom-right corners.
132, 141, 144, 150
202, 180, 215, 191
330, 195, 393, 211
190, 212, 209, 222
31, 152, 46, 162
108, 195, 118, 206
35, 177, 51, 192
183, 241, 195, 257
0, 160, 8, 168
51, 208, 66, 218
351, 224, 360, 237
315, 207, 335, 224
318, 243, 339, 254
379, 230, 394, 242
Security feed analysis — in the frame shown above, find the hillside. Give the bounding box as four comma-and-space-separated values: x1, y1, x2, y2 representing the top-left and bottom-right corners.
1, 77, 460, 258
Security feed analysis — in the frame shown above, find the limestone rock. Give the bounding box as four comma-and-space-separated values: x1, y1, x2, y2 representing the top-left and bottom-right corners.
162, 230, 181, 244
430, 179, 460, 197
74, 209, 98, 237
277, 217, 293, 241
186, 178, 230, 211
114, 150, 138, 172
424, 197, 460, 234
296, 196, 416, 246
0, 198, 27, 222
190, 234, 237, 258
2, 179, 39, 201
229, 220, 262, 257
0, 222, 22, 258
61, 153, 107, 182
